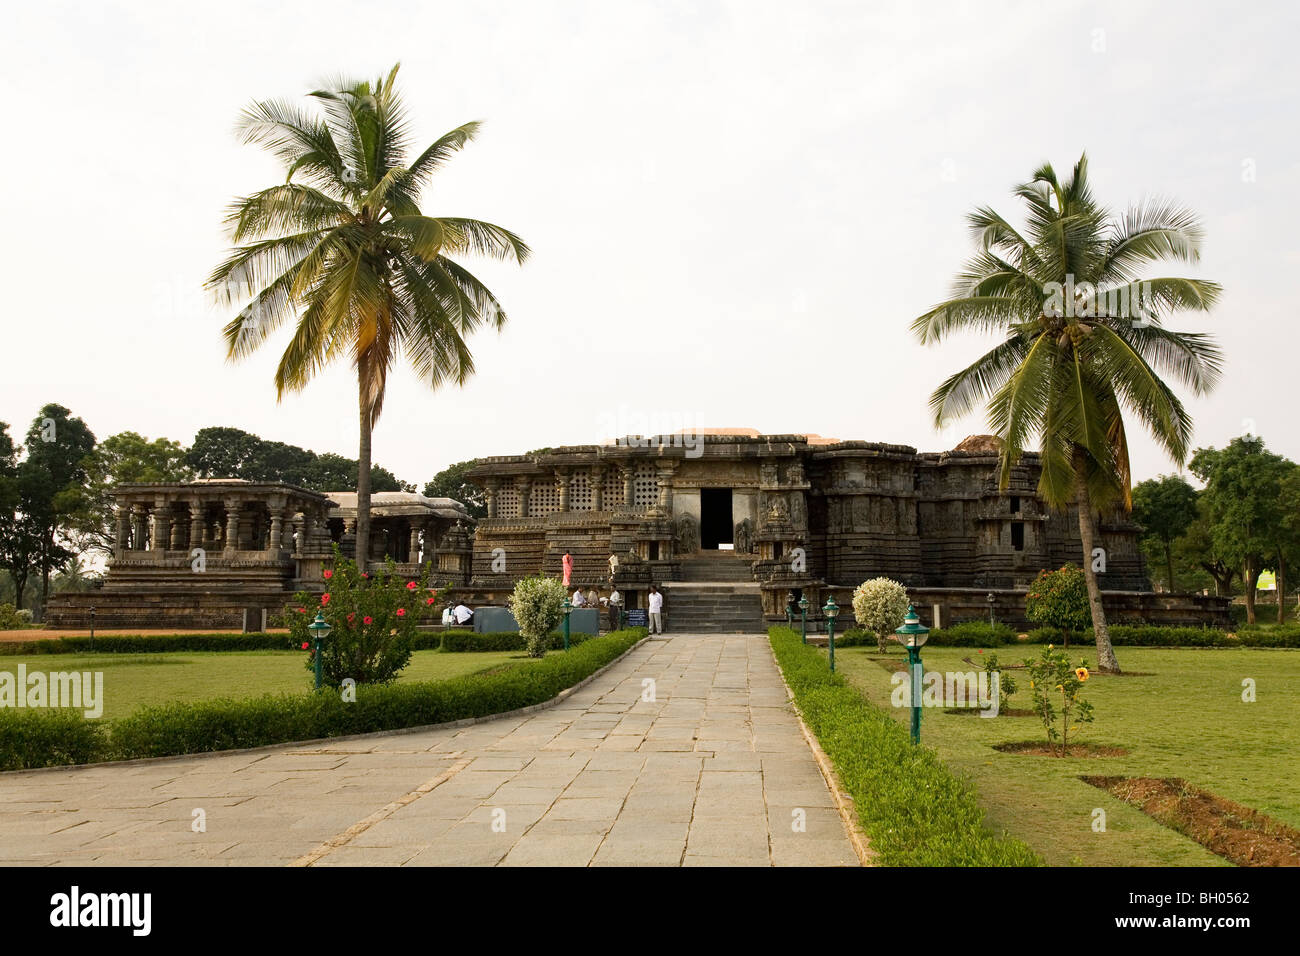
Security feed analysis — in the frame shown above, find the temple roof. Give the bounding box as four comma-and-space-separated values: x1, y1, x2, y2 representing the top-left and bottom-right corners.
325, 491, 472, 521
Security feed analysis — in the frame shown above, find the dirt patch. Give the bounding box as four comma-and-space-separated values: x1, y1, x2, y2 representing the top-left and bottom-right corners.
994, 741, 1128, 757
873, 659, 908, 674
944, 707, 1035, 717
1083, 776, 1300, 867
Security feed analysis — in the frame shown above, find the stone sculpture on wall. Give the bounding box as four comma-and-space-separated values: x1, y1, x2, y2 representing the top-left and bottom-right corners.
675, 513, 700, 554
734, 518, 754, 554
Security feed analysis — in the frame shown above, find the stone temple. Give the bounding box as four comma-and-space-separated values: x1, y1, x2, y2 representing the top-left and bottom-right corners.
46, 431, 1228, 631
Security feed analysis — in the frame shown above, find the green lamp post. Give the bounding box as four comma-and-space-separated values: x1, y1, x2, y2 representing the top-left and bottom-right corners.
798, 595, 809, 645
894, 604, 930, 744
561, 597, 572, 652
308, 610, 333, 691
823, 595, 840, 672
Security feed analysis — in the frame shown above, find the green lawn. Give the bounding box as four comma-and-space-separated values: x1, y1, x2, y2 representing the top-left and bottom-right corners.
0, 649, 548, 721
828, 644, 1300, 866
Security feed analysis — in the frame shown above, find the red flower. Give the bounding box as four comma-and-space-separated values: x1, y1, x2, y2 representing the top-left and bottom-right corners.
363, 616, 373, 625
426, 597, 436, 606
347, 613, 355, 623
406, 581, 417, 590
301, 642, 309, 650
396, 608, 406, 617
323, 569, 333, 579
321, 593, 331, 605
297, 607, 306, 614
361, 572, 369, 579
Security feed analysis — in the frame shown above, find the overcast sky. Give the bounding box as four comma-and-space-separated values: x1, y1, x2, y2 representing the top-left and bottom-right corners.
1, 0, 1295, 488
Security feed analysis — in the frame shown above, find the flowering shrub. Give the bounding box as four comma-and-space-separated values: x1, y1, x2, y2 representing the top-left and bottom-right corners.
286, 548, 441, 687
851, 577, 909, 652
1023, 644, 1094, 756
1025, 565, 1090, 648
508, 575, 567, 658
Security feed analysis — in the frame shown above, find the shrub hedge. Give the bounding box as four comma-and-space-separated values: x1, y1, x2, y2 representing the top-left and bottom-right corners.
768, 626, 1039, 866
0, 628, 648, 771
0, 629, 611, 656
840, 622, 1299, 649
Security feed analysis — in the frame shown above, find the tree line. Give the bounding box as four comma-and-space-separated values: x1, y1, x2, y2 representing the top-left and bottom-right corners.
1133, 433, 1299, 624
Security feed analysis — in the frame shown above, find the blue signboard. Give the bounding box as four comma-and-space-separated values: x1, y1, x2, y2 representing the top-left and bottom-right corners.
626, 609, 648, 627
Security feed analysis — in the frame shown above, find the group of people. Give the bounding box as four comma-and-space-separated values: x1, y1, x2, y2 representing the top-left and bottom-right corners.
564, 550, 664, 635
441, 551, 665, 635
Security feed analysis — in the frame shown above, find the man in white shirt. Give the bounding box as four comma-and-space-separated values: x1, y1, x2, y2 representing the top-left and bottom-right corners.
571, 588, 586, 607
607, 589, 622, 631
647, 586, 664, 634
453, 602, 474, 625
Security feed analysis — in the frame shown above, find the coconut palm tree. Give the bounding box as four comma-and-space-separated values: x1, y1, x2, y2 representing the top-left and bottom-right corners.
912, 154, 1222, 672
209, 64, 529, 569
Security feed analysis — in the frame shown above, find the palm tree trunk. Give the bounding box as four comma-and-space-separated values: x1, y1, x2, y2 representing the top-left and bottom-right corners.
356, 378, 373, 574
1073, 457, 1120, 674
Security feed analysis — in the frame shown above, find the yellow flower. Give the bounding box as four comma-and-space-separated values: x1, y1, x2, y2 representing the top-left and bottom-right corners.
1047, 644, 1054, 651
1075, 667, 1089, 681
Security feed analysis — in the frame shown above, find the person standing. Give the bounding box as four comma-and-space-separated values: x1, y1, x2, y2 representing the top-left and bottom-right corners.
607, 588, 622, 631
647, 585, 664, 635
607, 551, 619, 583
562, 550, 574, 587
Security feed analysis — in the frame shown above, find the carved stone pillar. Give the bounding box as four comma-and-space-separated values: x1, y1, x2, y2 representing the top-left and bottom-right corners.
557, 469, 571, 512
656, 464, 676, 513
268, 496, 286, 552
517, 477, 533, 518
591, 466, 605, 511
223, 497, 242, 554
170, 503, 186, 550
114, 502, 131, 557
408, 524, 421, 563
131, 504, 148, 551
485, 479, 499, 519
189, 499, 205, 551
621, 466, 634, 510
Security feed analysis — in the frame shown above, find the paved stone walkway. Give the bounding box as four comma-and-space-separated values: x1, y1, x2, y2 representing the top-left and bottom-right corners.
0, 634, 858, 866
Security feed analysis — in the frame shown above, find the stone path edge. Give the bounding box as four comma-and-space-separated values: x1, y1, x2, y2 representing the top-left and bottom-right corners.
1, 636, 653, 777
766, 635, 875, 866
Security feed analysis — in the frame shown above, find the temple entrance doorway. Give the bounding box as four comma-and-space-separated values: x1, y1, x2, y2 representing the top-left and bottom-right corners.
700, 488, 733, 550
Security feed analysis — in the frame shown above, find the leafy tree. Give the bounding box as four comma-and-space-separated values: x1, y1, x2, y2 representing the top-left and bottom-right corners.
913, 154, 1222, 672
1175, 509, 1237, 596
1131, 474, 1199, 592
72, 431, 193, 557
1190, 436, 1291, 624
211, 64, 528, 569
186, 426, 405, 492
1024, 565, 1090, 648
1268, 464, 1300, 622
13, 405, 97, 615
0, 422, 31, 608
423, 459, 485, 518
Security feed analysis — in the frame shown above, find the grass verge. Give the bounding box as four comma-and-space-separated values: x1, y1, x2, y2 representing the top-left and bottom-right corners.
769, 626, 1039, 866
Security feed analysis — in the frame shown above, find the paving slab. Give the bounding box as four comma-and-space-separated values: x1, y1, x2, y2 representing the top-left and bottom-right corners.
0, 633, 860, 866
